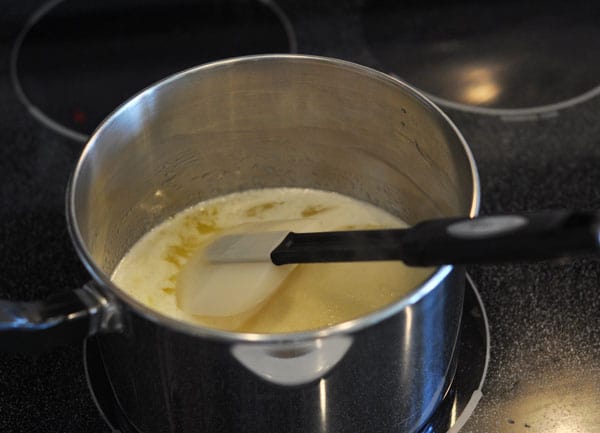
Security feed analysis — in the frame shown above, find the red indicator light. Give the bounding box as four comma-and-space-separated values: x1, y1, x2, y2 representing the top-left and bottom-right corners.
72, 108, 87, 124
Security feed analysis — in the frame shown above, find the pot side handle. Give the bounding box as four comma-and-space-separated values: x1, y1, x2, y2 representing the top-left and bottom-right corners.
0, 282, 120, 353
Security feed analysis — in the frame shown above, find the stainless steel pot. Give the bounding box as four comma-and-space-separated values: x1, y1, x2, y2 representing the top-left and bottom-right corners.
0, 55, 479, 433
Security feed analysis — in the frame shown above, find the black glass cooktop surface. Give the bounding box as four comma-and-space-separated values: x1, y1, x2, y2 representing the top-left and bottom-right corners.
361, 0, 600, 115
12, 0, 295, 140
1, 1, 600, 432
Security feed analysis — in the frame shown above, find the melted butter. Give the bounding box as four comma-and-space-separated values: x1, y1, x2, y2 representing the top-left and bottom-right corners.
112, 188, 434, 333
245, 201, 284, 217
301, 205, 332, 217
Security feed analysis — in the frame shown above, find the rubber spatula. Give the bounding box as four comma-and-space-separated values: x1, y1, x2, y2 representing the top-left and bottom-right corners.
179, 210, 600, 316
176, 219, 326, 317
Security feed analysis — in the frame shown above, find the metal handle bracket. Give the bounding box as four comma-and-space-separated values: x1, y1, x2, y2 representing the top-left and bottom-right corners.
0, 282, 120, 353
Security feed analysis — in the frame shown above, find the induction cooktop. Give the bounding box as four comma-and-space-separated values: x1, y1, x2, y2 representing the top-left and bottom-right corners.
1, 1, 599, 432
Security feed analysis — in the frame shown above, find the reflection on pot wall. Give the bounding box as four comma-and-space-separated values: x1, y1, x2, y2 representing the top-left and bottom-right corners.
231, 335, 353, 385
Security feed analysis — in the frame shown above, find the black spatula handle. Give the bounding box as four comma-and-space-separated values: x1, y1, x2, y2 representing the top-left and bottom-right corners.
402, 210, 600, 266
271, 210, 600, 266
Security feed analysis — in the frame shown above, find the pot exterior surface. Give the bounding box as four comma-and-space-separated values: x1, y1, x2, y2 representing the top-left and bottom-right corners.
98, 268, 464, 433
69, 55, 479, 433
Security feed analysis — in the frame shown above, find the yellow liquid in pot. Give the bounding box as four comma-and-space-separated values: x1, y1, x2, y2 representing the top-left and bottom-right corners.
111, 188, 434, 333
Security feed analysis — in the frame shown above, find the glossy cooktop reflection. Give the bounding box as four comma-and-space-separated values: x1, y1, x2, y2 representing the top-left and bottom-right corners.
361, 0, 600, 115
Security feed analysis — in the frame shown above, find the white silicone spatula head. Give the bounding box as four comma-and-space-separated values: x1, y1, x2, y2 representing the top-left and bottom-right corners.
176, 219, 323, 317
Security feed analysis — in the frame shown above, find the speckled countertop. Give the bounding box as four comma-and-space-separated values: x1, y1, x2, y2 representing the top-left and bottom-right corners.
1, 1, 599, 432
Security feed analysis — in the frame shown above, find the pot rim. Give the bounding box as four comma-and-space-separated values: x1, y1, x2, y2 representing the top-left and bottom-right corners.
67, 54, 481, 343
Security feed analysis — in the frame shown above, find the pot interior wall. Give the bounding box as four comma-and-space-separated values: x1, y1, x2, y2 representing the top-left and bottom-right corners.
71, 57, 477, 275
